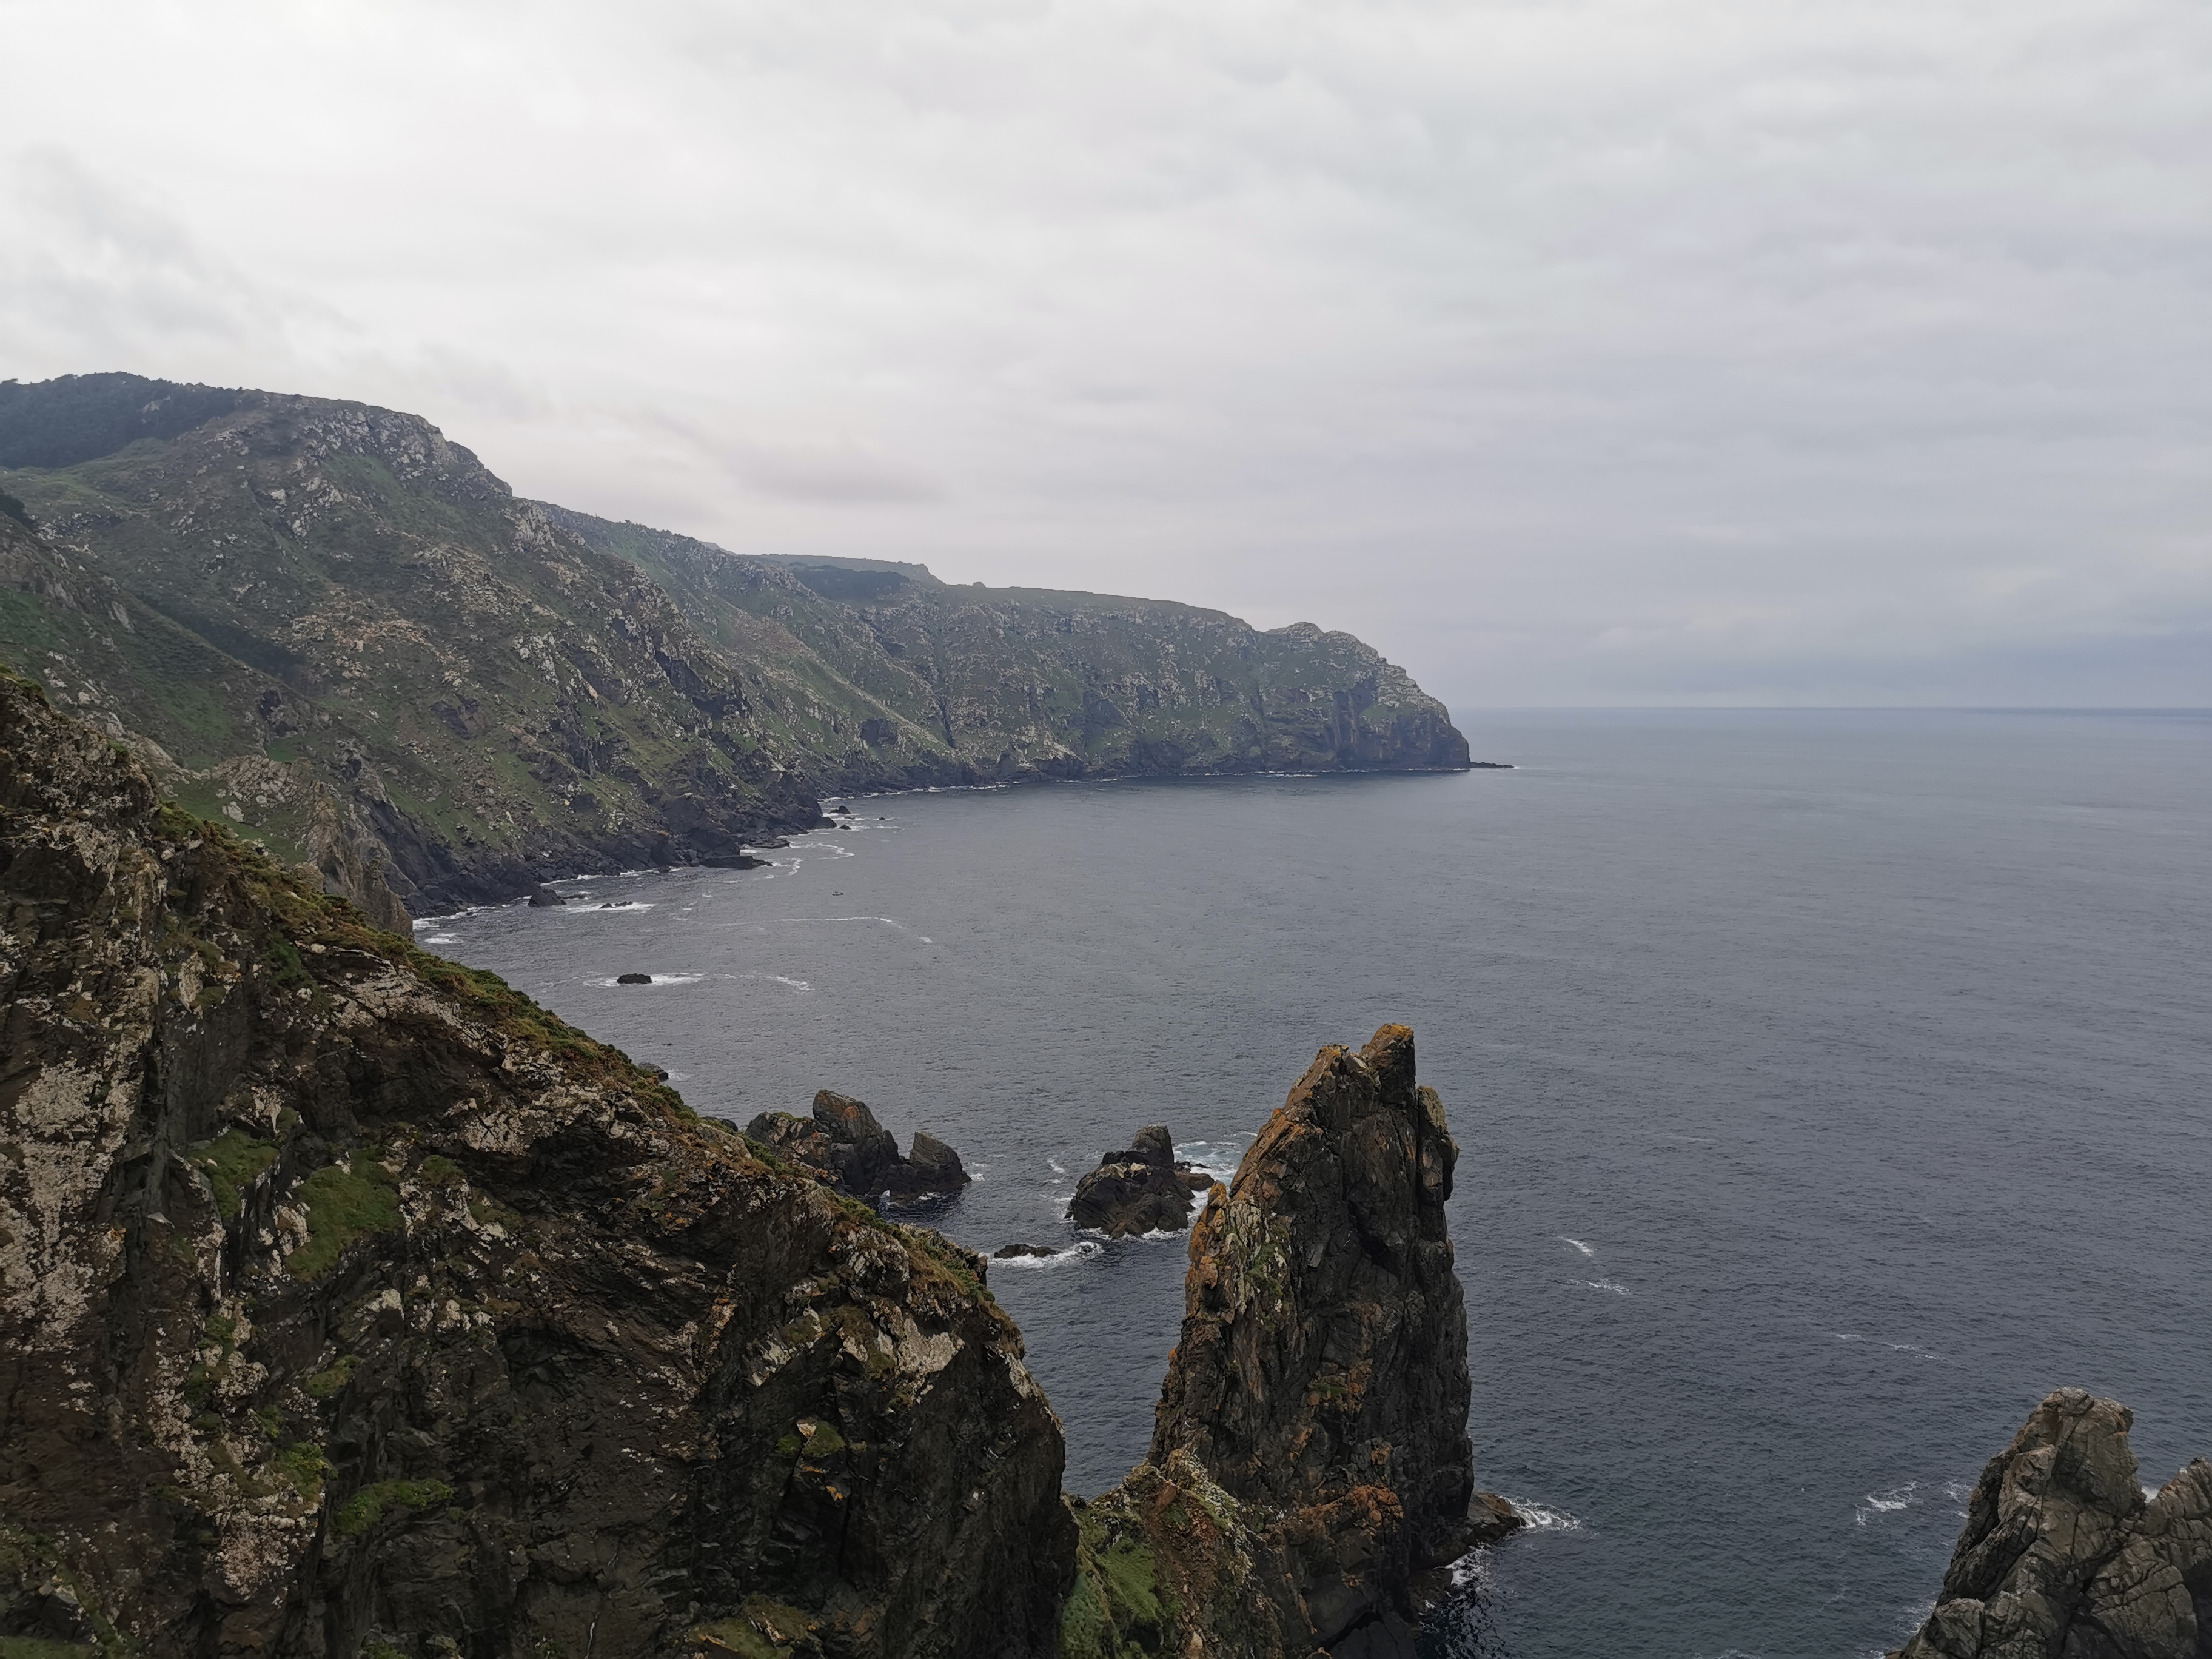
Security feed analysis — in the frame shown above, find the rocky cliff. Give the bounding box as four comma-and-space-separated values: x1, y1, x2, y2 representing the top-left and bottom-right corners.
1062, 1027, 1519, 1658
0, 374, 1476, 911
0, 668, 1073, 1657
1894, 1390, 2212, 1659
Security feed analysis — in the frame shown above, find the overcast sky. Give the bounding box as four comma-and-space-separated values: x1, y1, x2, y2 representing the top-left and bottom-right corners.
3, 0, 2205, 706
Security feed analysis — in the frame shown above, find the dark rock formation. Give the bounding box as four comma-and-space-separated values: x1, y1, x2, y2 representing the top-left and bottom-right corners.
525, 883, 567, 907
1065, 1026, 1520, 1658
616, 971, 652, 984
746, 1090, 972, 1201
996, 1244, 1057, 1259
1892, 1389, 2212, 1659
1067, 1125, 1208, 1237
0, 670, 1070, 1657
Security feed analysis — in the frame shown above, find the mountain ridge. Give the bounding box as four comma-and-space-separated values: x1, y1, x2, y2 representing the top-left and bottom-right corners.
0, 373, 1478, 916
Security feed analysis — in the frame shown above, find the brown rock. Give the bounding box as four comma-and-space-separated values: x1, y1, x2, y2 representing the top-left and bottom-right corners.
1894, 1389, 2212, 1659
1067, 1026, 1520, 1658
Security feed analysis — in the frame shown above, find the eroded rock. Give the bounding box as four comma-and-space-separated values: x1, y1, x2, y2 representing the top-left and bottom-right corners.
746, 1089, 971, 1201
1893, 1389, 2212, 1659
1066, 1026, 1521, 1657
0, 671, 1069, 1657
1067, 1124, 1207, 1236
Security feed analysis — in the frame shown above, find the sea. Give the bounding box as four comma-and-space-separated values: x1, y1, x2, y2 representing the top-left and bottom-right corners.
420, 708, 2212, 1659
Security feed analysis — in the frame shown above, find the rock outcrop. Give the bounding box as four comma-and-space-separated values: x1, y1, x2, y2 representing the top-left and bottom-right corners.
1064, 1026, 1520, 1658
1894, 1389, 2212, 1659
0, 669, 1070, 1657
1067, 1125, 1210, 1237
746, 1090, 972, 1201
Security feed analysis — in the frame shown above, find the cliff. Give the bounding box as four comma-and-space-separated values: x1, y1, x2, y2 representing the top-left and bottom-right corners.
1894, 1390, 2212, 1659
1063, 1027, 1519, 1658
0, 669, 1073, 1656
0, 375, 1476, 913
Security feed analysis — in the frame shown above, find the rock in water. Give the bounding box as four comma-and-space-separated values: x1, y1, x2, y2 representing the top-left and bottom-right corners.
615, 971, 652, 984
0, 671, 1070, 1657
1892, 1389, 2212, 1659
1065, 1025, 1522, 1658
1067, 1123, 1204, 1236
525, 883, 568, 906
745, 1089, 971, 1199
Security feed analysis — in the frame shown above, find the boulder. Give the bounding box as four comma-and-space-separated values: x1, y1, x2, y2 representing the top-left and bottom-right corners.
746, 1090, 970, 1201
1893, 1389, 2212, 1658
1066, 1026, 1521, 1657
994, 1244, 1057, 1259
1067, 1123, 1207, 1236
525, 883, 568, 906
616, 972, 652, 984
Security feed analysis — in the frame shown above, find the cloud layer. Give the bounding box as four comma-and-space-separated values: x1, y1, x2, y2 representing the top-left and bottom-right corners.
4, 0, 2206, 705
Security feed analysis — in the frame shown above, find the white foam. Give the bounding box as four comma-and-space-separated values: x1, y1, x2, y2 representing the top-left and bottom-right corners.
1139, 1227, 1181, 1242
587, 972, 703, 987
1047, 1159, 1066, 1175
1561, 1236, 1595, 1257
1583, 1279, 1629, 1295
1173, 1133, 1256, 1183
741, 972, 813, 993
1855, 1483, 1922, 1526
1502, 1496, 1584, 1532
992, 1239, 1105, 1270
423, 934, 462, 945
572, 900, 653, 913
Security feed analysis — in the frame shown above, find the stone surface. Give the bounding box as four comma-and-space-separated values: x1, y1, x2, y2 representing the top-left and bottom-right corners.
1894, 1389, 2212, 1659
746, 1090, 971, 1201
0, 671, 1071, 1657
1067, 1124, 1205, 1237
1065, 1026, 1521, 1658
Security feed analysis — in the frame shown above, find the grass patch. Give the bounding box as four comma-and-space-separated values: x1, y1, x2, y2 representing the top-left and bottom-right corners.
286, 1161, 401, 1281
415, 1153, 464, 1188
187, 1130, 277, 1220
270, 1443, 327, 1501
332, 1478, 452, 1538
304, 1355, 356, 1400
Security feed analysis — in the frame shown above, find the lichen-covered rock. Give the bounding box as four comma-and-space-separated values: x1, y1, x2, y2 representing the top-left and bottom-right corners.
1067, 1027, 1519, 1658
1894, 1389, 2212, 1659
0, 668, 1069, 1657
1067, 1125, 1202, 1237
745, 1089, 971, 1201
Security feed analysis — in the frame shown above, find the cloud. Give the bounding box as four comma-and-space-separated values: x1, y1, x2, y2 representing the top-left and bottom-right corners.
1, 0, 2205, 704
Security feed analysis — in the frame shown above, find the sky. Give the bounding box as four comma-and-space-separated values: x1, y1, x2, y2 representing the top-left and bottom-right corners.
2, 0, 2206, 708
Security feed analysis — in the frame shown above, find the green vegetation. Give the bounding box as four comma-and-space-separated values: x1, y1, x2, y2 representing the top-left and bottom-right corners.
414, 1153, 464, 1188
1060, 1501, 1168, 1659
286, 1160, 402, 1281
186, 1130, 277, 1220
270, 1443, 328, 1501
304, 1355, 356, 1400
332, 1478, 453, 1538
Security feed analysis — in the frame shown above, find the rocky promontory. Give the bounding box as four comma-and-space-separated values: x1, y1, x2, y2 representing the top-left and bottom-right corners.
1067, 1124, 1212, 1236
745, 1090, 971, 1201
1893, 1389, 2212, 1659
0, 670, 1067, 1657
1064, 1026, 1521, 1657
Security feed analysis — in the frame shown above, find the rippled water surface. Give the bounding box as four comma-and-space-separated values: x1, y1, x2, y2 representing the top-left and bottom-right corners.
427, 709, 2212, 1659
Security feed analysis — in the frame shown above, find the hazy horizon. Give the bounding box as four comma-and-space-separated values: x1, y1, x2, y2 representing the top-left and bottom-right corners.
4, 1, 2205, 709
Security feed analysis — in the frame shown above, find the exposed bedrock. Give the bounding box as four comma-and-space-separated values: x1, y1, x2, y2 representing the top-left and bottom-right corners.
745, 1088, 972, 1201
0, 670, 1068, 1658
1893, 1389, 2212, 1659
1067, 1124, 1210, 1237
1064, 1026, 1521, 1658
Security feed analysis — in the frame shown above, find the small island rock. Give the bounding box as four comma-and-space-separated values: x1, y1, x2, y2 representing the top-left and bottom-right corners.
1067, 1124, 1208, 1236
615, 972, 652, 984
746, 1089, 971, 1200
526, 883, 568, 906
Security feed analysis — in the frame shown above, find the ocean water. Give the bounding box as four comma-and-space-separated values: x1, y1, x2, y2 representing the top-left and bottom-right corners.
424, 709, 2212, 1658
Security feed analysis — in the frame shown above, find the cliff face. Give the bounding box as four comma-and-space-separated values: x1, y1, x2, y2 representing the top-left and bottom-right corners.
0, 374, 1474, 910
0, 670, 1073, 1657
1064, 1027, 1518, 1659
1895, 1390, 2212, 1659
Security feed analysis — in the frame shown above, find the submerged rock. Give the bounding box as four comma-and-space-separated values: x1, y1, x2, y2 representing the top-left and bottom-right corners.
995, 1243, 1057, 1259
1067, 1124, 1208, 1236
0, 672, 1070, 1657
1067, 1026, 1521, 1657
1892, 1389, 2212, 1659
746, 1089, 971, 1200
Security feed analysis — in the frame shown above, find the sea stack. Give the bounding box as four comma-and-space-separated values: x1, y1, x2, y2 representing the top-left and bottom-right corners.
1067, 1124, 1208, 1236
1891, 1389, 2212, 1658
1065, 1025, 1521, 1657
